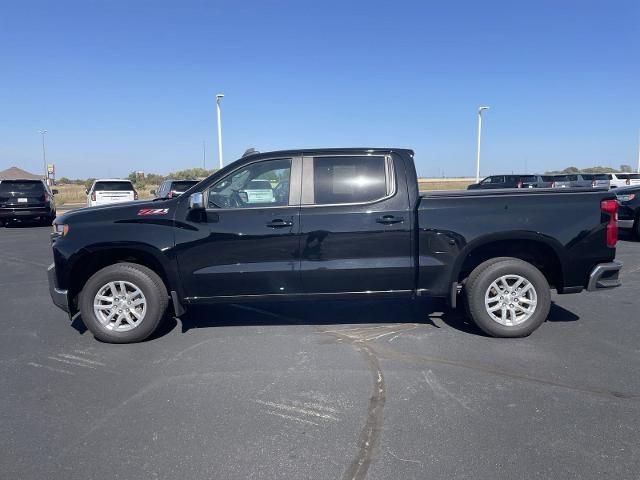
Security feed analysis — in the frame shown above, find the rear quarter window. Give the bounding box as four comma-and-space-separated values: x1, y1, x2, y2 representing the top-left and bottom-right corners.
520, 176, 537, 183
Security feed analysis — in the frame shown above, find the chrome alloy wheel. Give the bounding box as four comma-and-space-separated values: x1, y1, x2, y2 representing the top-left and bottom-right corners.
93, 281, 147, 332
484, 274, 537, 326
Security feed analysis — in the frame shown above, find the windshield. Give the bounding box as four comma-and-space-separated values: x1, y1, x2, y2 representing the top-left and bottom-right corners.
0, 180, 44, 194
94, 181, 134, 191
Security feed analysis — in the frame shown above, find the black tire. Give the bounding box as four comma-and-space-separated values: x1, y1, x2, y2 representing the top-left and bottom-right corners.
464, 258, 551, 337
78, 263, 168, 343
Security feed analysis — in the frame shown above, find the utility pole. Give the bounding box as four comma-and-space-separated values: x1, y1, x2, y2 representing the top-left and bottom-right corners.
202, 140, 206, 169
637, 129, 640, 174
476, 106, 489, 183
39, 129, 48, 183
216, 94, 224, 169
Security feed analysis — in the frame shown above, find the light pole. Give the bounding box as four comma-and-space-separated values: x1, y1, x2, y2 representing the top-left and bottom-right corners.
39, 129, 48, 182
476, 106, 489, 183
216, 94, 224, 169
637, 128, 640, 174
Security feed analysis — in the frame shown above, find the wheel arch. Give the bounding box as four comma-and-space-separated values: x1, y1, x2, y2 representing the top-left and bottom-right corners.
66, 244, 174, 313
452, 232, 566, 291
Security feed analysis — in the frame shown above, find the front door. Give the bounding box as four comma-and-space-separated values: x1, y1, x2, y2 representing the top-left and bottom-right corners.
175, 156, 303, 300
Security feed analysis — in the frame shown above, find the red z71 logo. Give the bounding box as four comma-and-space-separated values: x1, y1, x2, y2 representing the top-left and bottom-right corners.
137, 208, 169, 216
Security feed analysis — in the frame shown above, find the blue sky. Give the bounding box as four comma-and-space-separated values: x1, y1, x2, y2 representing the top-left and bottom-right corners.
0, 0, 638, 178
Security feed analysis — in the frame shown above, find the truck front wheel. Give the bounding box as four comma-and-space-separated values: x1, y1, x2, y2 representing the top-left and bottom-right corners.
464, 258, 551, 337
78, 263, 168, 343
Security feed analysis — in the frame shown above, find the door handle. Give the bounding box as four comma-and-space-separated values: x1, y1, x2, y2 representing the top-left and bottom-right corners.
266, 219, 294, 228
376, 215, 404, 225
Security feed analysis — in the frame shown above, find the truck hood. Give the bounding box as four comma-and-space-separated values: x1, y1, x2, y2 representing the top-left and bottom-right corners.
55, 199, 178, 224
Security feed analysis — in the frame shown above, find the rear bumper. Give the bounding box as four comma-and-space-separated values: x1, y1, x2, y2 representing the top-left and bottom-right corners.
587, 261, 623, 291
0, 206, 52, 219
618, 219, 635, 229
47, 263, 70, 312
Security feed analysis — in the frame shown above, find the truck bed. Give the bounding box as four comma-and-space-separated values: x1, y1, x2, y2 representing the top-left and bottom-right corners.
416, 187, 616, 298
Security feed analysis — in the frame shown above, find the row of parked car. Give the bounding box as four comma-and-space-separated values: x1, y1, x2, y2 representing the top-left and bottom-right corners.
468, 172, 640, 190
84, 178, 199, 207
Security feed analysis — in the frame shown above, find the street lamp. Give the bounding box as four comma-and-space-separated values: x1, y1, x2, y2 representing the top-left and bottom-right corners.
476, 106, 489, 183
39, 129, 48, 182
216, 94, 224, 169
637, 128, 640, 174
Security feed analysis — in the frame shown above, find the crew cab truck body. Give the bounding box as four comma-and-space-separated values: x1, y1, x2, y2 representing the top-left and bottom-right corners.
48, 148, 622, 343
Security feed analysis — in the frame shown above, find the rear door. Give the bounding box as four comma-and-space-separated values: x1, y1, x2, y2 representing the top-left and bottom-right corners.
0, 180, 46, 208
298, 153, 413, 294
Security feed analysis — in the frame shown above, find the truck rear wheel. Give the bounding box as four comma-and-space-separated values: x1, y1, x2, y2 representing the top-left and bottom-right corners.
464, 258, 551, 337
78, 263, 168, 343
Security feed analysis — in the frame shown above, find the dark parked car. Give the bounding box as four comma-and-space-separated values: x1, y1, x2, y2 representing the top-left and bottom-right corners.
49, 148, 621, 343
468, 174, 550, 189
0, 179, 57, 226
615, 185, 640, 238
153, 179, 199, 199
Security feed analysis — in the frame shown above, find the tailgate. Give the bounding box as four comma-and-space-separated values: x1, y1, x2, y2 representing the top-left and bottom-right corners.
96, 191, 134, 203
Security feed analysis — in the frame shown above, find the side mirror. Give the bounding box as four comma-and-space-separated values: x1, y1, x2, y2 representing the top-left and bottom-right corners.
85, 189, 89, 195
52, 189, 59, 195
189, 192, 204, 210
150, 189, 156, 196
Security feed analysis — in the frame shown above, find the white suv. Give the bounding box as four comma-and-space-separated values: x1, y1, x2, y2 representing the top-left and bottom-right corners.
87, 179, 138, 207
608, 173, 640, 189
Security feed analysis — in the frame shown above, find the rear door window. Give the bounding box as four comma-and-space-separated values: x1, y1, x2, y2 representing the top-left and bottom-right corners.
312, 156, 388, 205
94, 181, 134, 191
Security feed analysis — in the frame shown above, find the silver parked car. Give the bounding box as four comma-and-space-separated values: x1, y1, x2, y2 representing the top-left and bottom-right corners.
551, 174, 607, 188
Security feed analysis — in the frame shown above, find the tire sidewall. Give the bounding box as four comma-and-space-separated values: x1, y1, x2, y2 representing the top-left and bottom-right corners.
467, 260, 551, 337
79, 264, 165, 343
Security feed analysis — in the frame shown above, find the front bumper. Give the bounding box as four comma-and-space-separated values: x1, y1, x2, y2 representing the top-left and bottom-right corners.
587, 261, 623, 291
47, 263, 70, 312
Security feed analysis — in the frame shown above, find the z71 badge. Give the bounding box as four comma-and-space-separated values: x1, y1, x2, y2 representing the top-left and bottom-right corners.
137, 208, 169, 216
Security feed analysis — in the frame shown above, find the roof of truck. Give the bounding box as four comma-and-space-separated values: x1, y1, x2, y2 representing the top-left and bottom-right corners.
241, 148, 415, 159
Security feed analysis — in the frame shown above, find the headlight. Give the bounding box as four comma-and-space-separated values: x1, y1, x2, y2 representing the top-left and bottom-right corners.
616, 194, 635, 202
52, 223, 69, 237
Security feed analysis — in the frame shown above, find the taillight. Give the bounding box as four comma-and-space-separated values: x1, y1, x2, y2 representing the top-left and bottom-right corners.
551, 181, 556, 188
601, 199, 618, 247
626, 178, 630, 185
134, 190, 139, 200
517, 180, 523, 188
40, 192, 49, 202
91, 191, 96, 201
592, 180, 596, 187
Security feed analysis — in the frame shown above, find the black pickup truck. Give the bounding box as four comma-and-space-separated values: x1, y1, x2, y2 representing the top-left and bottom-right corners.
48, 148, 622, 343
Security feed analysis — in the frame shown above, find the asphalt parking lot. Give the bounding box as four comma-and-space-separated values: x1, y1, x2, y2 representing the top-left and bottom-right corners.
1, 225, 639, 480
